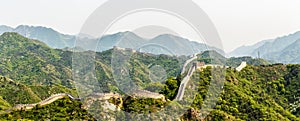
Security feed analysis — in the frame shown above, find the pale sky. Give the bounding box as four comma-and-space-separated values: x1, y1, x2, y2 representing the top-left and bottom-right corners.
1, 0, 300, 52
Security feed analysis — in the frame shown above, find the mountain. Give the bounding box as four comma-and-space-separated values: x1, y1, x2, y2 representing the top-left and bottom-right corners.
0, 32, 74, 86
252, 31, 300, 57
2, 63, 300, 120
0, 25, 75, 49
229, 39, 274, 57
96, 31, 147, 52
14, 25, 76, 48
0, 33, 299, 120
282, 39, 300, 63
0, 25, 13, 35
78, 32, 225, 56
263, 38, 300, 64
186, 64, 300, 120
229, 31, 300, 63
0, 32, 184, 92
0, 25, 224, 56
140, 34, 224, 56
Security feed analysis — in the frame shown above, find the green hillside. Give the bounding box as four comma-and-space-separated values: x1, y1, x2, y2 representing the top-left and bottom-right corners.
0, 76, 41, 105
0, 75, 77, 106
0, 32, 73, 87
0, 32, 183, 92
186, 64, 300, 120
0, 33, 299, 120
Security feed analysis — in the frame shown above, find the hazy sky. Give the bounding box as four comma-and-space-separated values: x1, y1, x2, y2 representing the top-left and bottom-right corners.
1, 0, 300, 52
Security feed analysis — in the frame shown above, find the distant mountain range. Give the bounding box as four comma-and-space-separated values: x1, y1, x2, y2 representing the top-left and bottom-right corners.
228, 39, 274, 57
0, 25, 75, 49
4, 25, 300, 63
0, 25, 224, 56
229, 31, 300, 64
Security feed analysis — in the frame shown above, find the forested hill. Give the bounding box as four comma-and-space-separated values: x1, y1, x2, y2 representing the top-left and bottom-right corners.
0, 32, 74, 87
194, 64, 300, 120
0, 32, 183, 91
0, 32, 268, 89
0, 32, 299, 120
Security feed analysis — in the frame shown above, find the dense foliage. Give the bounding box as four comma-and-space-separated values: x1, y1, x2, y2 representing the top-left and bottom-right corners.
0, 97, 95, 120
160, 77, 180, 100
0, 33, 300, 120
0, 32, 73, 87
186, 65, 300, 120
0, 75, 76, 106
0, 32, 184, 97
122, 96, 166, 114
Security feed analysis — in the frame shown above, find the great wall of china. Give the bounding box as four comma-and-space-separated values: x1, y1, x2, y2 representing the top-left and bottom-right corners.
10, 90, 165, 112
13, 93, 80, 110
130, 89, 165, 101
6, 51, 247, 112
175, 54, 247, 100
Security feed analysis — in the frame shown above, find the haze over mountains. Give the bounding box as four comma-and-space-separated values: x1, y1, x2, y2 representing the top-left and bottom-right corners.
230, 31, 300, 63
0, 25, 224, 56
0, 25, 75, 49
3, 25, 300, 63
229, 39, 274, 57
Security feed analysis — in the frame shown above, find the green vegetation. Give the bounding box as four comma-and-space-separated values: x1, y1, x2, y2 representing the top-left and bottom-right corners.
0, 32, 182, 93
122, 96, 166, 114
0, 75, 76, 105
197, 50, 270, 67
0, 97, 95, 120
160, 77, 180, 100
0, 76, 40, 105
0, 33, 300, 120
187, 65, 300, 120
0, 96, 10, 112
0, 32, 73, 87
